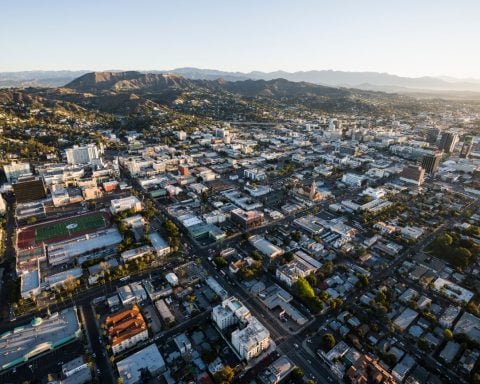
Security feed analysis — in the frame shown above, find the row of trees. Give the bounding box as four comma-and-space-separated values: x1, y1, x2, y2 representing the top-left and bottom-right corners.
163, 219, 181, 251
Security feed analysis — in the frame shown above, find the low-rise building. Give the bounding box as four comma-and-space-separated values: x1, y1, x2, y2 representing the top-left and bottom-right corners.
155, 299, 175, 324
105, 305, 148, 355
174, 333, 192, 355
231, 208, 264, 230
345, 354, 396, 384
116, 344, 166, 384
0, 307, 81, 372
110, 196, 143, 214
454, 312, 480, 344
249, 235, 284, 259
148, 232, 171, 257
121, 245, 153, 263
259, 356, 294, 384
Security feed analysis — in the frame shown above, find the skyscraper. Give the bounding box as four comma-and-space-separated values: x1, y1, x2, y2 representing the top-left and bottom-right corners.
438, 132, 459, 154
426, 128, 440, 145
421, 152, 442, 174
460, 136, 473, 159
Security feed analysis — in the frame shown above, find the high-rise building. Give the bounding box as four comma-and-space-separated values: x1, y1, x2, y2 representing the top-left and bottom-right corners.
65, 144, 101, 165
421, 152, 442, 174
460, 136, 473, 159
426, 128, 440, 144
400, 165, 425, 186
438, 132, 459, 153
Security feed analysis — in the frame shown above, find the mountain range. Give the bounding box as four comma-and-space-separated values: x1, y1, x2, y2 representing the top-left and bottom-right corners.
2, 68, 480, 94
0, 70, 412, 117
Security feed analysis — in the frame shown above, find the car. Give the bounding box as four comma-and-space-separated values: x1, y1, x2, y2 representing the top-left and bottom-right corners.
294, 343, 299, 348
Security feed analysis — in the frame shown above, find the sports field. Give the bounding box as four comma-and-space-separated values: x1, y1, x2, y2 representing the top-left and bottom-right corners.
35, 212, 107, 242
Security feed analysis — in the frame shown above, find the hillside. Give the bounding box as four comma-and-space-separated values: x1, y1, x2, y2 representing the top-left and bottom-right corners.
0, 71, 443, 118
65, 71, 194, 92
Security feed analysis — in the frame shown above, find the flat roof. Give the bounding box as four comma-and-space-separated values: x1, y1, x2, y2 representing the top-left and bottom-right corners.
148, 232, 169, 250
394, 308, 418, 331
48, 228, 122, 260
20, 269, 40, 295
117, 343, 165, 384
0, 307, 81, 371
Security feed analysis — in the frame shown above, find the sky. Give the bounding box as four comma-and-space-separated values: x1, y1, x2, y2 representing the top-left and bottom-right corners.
1, 0, 480, 78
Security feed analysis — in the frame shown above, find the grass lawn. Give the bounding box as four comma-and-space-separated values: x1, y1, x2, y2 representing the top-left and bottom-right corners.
35, 213, 106, 242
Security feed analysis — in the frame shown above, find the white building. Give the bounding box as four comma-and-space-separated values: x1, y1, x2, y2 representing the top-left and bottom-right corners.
212, 296, 251, 330
213, 296, 271, 361
148, 232, 171, 257
65, 144, 101, 165
276, 252, 320, 287
3, 162, 31, 182
110, 196, 143, 214
362, 187, 386, 200
120, 246, 152, 263
341, 173, 366, 187
165, 272, 179, 286
400, 226, 424, 240
249, 235, 284, 259
244, 168, 267, 181
231, 317, 271, 361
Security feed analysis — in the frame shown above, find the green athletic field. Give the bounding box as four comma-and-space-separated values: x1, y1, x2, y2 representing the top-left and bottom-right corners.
35, 213, 107, 242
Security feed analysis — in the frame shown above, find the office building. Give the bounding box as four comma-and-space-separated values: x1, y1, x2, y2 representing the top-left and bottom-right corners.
421, 152, 442, 174
65, 144, 101, 165
438, 132, 459, 153
426, 127, 440, 144
460, 136, 473, 158
400, 165, 425, 186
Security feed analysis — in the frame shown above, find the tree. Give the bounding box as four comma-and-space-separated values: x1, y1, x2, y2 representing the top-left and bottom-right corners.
306, 273, 317, 287
322, 333, 336, 350
291, 367, 304, 380
295, 277, 315, 299
26, 216, 37, 225
213, 365, 235, 384
443, 328, 453, 340
383, 353, 397, 366
418, 338, 429, 351
214, 257, 227, 268
282, 252, 294, 264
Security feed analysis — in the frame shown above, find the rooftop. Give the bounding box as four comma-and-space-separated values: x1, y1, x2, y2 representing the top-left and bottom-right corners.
0, 307, 81, 371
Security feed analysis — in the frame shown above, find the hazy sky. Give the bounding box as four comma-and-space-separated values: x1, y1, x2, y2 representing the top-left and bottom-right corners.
1, 0, 479, 78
